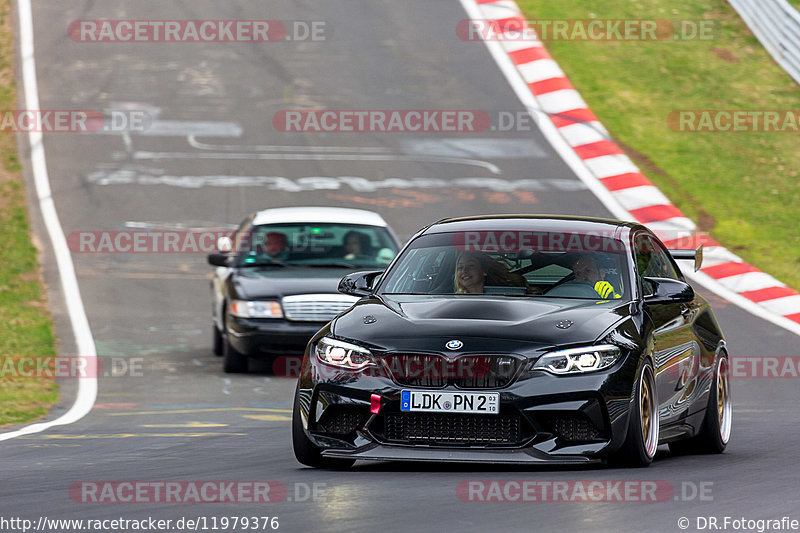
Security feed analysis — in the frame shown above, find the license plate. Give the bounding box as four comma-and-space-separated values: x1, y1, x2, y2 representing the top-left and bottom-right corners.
400, 390, 499, 414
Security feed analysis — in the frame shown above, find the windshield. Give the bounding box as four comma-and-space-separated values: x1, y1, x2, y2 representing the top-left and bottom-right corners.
379, 231, 631, 300
233, 223, 398, 268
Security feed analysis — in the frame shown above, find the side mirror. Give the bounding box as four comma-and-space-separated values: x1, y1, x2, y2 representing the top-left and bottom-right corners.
339, 270, 384, 297
208, 253, 233, 267
642, 277, 694, 304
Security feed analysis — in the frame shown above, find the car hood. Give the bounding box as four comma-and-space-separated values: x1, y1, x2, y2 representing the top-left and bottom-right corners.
232, 267, 357, 299
332, 295, 633, 353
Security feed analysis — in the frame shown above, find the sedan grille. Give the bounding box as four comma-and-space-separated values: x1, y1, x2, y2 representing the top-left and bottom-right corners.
384, 413, 521, 445
384, 354, 521, 389
282, 294, 358, 322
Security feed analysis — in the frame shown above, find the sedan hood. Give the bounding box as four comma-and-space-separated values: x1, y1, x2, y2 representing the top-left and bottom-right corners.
332, 295, 632, 353
233, 267, 356, 299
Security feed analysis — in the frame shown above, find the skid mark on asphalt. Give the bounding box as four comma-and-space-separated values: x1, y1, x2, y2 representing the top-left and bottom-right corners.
326, 187, 539, 209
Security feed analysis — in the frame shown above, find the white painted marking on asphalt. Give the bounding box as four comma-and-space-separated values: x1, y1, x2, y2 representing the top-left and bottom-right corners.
187, 135, 389, 153
127, 150, 503, 174
1, 0, 97, 441
135, 120, 242, 137
517, 59, 565, 84
400, 138, 545, 158
222, 378, 231, 396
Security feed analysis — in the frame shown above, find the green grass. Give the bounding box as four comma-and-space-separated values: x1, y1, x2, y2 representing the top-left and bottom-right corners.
518, 0, 800, 290
0, 0, 59, 427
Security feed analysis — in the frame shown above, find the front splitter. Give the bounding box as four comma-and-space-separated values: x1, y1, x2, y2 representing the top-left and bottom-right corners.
322, 444, 602, 465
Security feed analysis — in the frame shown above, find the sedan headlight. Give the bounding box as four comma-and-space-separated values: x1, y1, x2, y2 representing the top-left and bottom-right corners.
229, 299, 283, 319
531, 344, 621, 375
315, 336, 375, 371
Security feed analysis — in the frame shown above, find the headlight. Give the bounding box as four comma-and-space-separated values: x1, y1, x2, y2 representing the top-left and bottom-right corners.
531, 344, 621, 375
229, 299, 283, 319
315, 336, 375, 371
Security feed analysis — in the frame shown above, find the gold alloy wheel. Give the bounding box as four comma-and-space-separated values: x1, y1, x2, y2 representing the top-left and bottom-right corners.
639, 365, 659, 457
717, 357, 732, 443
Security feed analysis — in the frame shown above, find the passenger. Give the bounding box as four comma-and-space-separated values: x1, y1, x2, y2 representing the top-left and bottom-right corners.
454, 252, 530, 294
572, 255, 621, 299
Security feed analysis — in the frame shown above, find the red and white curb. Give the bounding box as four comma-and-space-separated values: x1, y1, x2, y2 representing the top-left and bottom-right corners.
469, 0, 800, 335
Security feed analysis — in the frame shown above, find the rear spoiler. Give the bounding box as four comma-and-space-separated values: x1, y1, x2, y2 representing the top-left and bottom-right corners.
668, 244, 703, 272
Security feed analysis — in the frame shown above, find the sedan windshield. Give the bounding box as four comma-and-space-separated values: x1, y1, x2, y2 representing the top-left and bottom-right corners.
234, 223, 398, 269
379, 231, 631, 300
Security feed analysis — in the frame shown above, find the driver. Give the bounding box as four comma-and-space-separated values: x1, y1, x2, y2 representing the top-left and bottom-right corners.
572, 256, 621, 299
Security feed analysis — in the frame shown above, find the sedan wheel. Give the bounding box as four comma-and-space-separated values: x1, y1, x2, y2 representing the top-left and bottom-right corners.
212, 324, 223, 356
222, 330, 248, 373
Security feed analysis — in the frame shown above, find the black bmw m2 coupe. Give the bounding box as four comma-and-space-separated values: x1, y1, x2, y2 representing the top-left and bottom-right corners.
292, 215, 731, 468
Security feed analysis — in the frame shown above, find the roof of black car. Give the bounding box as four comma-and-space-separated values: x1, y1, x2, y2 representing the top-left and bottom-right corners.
422, 215, 641, 237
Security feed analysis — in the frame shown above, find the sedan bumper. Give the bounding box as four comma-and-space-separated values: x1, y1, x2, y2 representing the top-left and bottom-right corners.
227, 316, 326, 357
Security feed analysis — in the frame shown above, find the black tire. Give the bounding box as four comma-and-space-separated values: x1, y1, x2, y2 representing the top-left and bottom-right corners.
669, 355, 731, 456
292, 385, 355, 469
212, 324, 223, 356
611, 359, 659, 468
222, 334, 248, 373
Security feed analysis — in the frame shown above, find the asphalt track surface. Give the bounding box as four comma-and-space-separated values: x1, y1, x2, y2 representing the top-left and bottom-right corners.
4, 1, 800, 532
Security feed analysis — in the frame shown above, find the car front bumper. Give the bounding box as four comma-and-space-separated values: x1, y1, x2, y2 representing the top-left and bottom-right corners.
227, 316, 326, 357
296, 348, 642, 464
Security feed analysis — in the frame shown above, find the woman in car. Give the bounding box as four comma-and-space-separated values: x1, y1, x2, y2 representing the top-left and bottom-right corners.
453, 252, 530, 294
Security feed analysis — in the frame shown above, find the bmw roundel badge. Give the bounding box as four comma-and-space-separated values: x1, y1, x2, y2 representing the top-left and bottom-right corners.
446, 339, 463, 350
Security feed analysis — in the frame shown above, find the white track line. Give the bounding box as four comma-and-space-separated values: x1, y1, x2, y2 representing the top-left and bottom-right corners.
459, 0, 800, 337
0, 0, 97, 441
